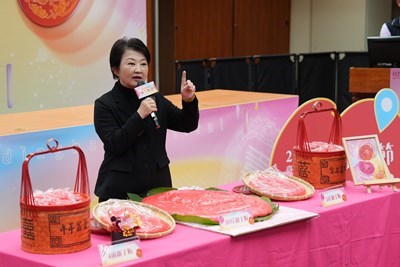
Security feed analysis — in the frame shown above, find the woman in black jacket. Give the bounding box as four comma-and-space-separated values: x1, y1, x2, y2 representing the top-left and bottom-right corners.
94, 37, 199, 202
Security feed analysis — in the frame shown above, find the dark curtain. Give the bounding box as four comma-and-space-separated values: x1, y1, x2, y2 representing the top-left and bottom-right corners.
175, 59, 210, 93
298, 52, 336, 105
209, 57, 253, 91
253, 54, 297, 95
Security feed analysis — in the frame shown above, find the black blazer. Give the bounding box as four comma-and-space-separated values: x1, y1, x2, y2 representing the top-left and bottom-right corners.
93, 82, 199, 200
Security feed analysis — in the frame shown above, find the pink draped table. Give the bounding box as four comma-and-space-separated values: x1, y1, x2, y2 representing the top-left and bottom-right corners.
1, 181, 399, 267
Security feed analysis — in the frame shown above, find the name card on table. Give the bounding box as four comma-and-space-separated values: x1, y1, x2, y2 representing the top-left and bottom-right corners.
98, 238, 142, 266
320, 187, 347, 207
218, 210, 254, 230
390, 68, 400, 98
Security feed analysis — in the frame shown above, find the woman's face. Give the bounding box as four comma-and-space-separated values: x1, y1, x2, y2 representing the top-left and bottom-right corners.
113, 49, 149, 89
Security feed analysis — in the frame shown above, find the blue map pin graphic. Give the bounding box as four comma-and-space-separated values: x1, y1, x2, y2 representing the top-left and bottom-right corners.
374, 88, 399, 132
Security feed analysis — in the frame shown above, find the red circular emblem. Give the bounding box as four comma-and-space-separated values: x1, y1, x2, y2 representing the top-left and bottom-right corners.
359, 144, 374, 161
19, 0, 80, 27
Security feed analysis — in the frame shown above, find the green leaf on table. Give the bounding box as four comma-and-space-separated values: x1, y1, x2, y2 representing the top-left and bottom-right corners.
127, 193, 143, 202
172, 214, 219, 225
254, 197, 280, 222
146, 187, 177, 196
204, 187, 226, 191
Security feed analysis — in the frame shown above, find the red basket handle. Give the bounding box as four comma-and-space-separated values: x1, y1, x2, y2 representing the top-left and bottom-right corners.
20, 138, 90, 209
296, 101, 342, 153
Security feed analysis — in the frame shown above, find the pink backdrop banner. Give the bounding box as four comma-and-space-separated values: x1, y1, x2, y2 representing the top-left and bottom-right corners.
1, 0, 146, 114
167, 96, 299, 188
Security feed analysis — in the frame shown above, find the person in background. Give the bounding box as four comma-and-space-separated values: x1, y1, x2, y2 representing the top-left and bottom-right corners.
380, 0, 400, 36
94, 37, 199, 202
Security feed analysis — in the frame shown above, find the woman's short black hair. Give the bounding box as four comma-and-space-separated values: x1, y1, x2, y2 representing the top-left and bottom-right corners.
109, 37, 151, 80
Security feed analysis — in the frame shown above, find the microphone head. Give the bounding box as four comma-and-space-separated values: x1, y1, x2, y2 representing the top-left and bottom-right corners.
134, 81, 158, 99
136, 80, 145, 87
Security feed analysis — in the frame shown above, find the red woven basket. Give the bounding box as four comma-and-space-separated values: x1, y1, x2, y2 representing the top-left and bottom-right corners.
292, 103, 347, 189
20, 139, 91, 254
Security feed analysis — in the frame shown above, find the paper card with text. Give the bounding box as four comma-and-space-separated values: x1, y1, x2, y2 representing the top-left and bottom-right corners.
390, 68, 400, 100
98, 239, 142, 266
218, 210, 254, 230
320, 187, 347, 207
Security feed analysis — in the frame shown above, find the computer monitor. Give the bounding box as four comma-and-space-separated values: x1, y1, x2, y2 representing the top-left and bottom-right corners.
367, 36, 400, 67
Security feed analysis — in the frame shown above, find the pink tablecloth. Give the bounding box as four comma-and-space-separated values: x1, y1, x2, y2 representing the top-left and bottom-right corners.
1, 181, 399, 267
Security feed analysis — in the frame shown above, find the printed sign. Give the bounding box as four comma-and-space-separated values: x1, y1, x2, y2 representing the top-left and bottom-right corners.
218, 210, 254, 230
98, 238, 142, 266
320, 187, 347, 207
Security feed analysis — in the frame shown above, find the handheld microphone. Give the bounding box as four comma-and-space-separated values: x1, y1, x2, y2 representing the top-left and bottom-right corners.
134, 81, 160, 129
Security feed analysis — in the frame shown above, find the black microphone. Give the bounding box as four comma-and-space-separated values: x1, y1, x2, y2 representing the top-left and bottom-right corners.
135, 81, 160, 129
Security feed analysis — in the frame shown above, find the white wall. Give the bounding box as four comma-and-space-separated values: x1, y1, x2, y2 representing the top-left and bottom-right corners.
290, 0, 392, 53
290, 0, 312, 53
366, 0, 392, 38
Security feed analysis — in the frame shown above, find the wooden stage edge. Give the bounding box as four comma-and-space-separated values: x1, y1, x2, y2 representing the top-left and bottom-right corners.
349, 67, 390, 94
0, 90, 297, 136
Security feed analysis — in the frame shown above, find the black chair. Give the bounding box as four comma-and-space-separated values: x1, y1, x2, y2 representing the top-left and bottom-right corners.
175, 59, 210, 93
253, 54, 297, 95
209, 57, 254, 91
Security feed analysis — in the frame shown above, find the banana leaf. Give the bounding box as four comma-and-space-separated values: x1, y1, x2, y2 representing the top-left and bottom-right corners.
204, 187, 226, 191
127, 193, 143, 202
146, 187, 177, 196
254, 197, 280, 222
172, 214, 219, 225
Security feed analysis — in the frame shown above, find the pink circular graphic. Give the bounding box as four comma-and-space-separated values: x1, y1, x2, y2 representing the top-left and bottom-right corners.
358, 161, 375, 176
